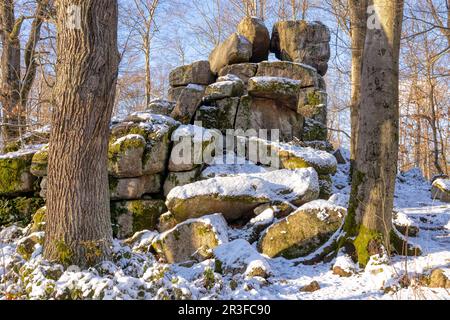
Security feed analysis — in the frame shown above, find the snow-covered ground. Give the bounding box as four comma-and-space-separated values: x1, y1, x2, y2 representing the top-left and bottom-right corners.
0, 151, 448, 300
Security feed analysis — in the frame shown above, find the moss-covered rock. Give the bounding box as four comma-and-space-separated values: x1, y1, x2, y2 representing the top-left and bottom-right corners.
157, 211, 179, 232
146, 99, 175, 116
297, 88, 327, 124
303, 118, 327, 141
256, 61, 320, 88
248, 76, 301, 109
0, 196, 45, 226
163, 167, 202, 197
152, 213, 228, 263
166, 168, 319, 224
195, 97, 240, 133
111, 199, 167, 239
28, 206, 46, 234
108, 134, 146, 178
17, 232, 44, 260
0, 149, 37, 196
109, 174, 162, 200
250, 137, 337, 175
203, 76, 244, 102
258, 200, 345, 259
169, 60, 215, 87
319, 175, 333, 200
30, 145, 48, 177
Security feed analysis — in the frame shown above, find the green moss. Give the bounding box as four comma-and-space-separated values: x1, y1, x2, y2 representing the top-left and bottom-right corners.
203, 268, 216, 290
353, 225, 383, 267
0, 153, 34, 195
131, 200, 166, 233
343, 170, 365, 237
306, 91, 321, 106
30, 206, 46, 233
55, 240, 73, 266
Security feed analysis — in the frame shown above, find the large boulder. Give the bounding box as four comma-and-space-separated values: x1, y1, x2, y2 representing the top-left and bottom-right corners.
237, 17, 270, 63
203, 75, 244, 102
213, 239, 271, 278
247, 76, 301, 109
109, 174, 161, 200
110, 113, 179, 176
111, 199, 167, 239
256, 61, 320, 88
431, 178, 450, 202
108, 134, 146, 178
209, 33, 252, 74
234, 95, 304, 141
258, 200, 345, 258
195, 97, 240, 133
270, 20, 331, 76
169, 60, 215, 87
168, 86, 186, 102
170, 84, 206, 124
218, 63, 258, 84
152, 213, 229, 263
166, 168, 319, 223
0, 149, 37, 196
250, 137, 337, 175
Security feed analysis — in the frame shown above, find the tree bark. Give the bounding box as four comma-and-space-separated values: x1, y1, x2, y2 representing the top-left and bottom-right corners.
44, 0, 119, 267
349, 0, 368, 174
345, 0, 405, 266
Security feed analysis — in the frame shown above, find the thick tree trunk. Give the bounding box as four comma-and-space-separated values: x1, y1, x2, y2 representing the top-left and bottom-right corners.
345, 0, 405, 266
44, 0, 119, 267
0, 0, 23, 144
349, 0, 368, 174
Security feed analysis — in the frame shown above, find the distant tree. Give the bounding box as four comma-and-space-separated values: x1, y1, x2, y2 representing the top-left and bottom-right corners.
0, 0, 49, 147
44, 0, 119, 267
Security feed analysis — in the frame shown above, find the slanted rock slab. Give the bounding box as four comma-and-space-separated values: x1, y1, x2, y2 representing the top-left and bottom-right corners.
209, 33, 252, 74
431, 178, 450, 203
152, 213, 229, 263
258, 199, 345, 259
169, 60, 215, 87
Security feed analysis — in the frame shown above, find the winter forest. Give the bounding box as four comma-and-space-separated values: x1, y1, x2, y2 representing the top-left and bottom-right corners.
0, 0, 449, 302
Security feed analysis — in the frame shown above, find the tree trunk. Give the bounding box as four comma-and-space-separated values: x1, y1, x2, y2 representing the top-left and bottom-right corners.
0, 0, 23, 144
345, 0, 405, 266
349, 0, 368, 174
44, 0, 119, 267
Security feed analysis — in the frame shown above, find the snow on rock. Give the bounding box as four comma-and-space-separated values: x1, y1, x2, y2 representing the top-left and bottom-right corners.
432, 178, 450, 202
258, 199, 345, 259
151, 213, 228, 264
166, 168, 320, 223
201, 153, 267, 179
171, 124, 214, 144
249, 137, 337, 174
213, 239, 271, 278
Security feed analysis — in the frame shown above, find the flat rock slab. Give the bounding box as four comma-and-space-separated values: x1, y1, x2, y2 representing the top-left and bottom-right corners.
166, 168, 319, 223
209, 33, 252, 74
169, 60, 215, 87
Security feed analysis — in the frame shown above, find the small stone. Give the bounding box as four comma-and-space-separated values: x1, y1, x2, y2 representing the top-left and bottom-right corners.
300, 281, 321, 292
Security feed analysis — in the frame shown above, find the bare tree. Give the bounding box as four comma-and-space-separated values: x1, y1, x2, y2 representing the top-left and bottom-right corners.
0, 0, 49, 147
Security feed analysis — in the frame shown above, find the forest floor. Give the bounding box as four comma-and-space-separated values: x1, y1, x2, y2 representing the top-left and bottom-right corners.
0, 152, 449, 300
